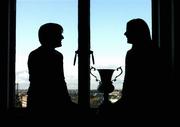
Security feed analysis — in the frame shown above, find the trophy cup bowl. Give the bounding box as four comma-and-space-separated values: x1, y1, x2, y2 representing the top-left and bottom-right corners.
97, 69, 115, 93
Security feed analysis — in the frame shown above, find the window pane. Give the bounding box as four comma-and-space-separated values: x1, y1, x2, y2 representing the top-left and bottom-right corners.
90, 0, 152, 108
16, 0, 78, 108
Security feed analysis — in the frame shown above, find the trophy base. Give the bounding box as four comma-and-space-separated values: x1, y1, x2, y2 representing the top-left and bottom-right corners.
97, 100, 113, 116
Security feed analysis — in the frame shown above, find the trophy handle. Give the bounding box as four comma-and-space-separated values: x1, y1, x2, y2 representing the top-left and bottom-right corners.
111, 66, 123, 82
90, 66, 100, 82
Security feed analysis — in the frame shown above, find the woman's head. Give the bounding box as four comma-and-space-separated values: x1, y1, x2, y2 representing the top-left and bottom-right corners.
38, 23, 64, 48
124, 18, 151, 45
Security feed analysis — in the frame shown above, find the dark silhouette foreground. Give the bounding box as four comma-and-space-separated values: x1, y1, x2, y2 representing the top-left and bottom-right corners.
110, 18, 163, 121
27, 23, 77, 118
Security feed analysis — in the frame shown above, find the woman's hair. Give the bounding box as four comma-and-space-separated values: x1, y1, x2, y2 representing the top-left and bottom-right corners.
38, 23, 63, 46
126, 18, 151, 43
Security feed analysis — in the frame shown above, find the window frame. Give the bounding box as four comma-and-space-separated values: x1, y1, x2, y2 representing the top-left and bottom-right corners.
1, 0, 176, 114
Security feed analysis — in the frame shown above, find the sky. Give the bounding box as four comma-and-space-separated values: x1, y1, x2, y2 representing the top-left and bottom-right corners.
16, 0, 151, 90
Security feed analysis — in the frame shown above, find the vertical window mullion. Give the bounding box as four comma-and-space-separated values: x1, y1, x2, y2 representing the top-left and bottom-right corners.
78, 0, 91, 109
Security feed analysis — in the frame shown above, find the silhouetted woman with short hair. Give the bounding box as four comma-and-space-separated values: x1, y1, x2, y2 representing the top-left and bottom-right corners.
27, 23, 72, 116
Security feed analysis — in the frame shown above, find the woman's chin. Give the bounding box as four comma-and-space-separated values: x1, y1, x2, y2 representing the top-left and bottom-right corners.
55, 44, 62, 48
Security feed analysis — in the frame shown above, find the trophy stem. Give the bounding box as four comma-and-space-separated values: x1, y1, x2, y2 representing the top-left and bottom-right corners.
103, 92, 110, 104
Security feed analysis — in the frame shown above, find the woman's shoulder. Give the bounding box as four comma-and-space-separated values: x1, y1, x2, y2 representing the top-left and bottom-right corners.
53, 50, 63, 58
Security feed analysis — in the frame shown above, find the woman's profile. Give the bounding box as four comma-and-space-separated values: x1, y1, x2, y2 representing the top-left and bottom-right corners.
114, 18, 162, 119
27, 23, 72, 115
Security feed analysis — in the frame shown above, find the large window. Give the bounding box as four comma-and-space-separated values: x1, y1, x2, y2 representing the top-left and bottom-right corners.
15, 0, 151, 108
